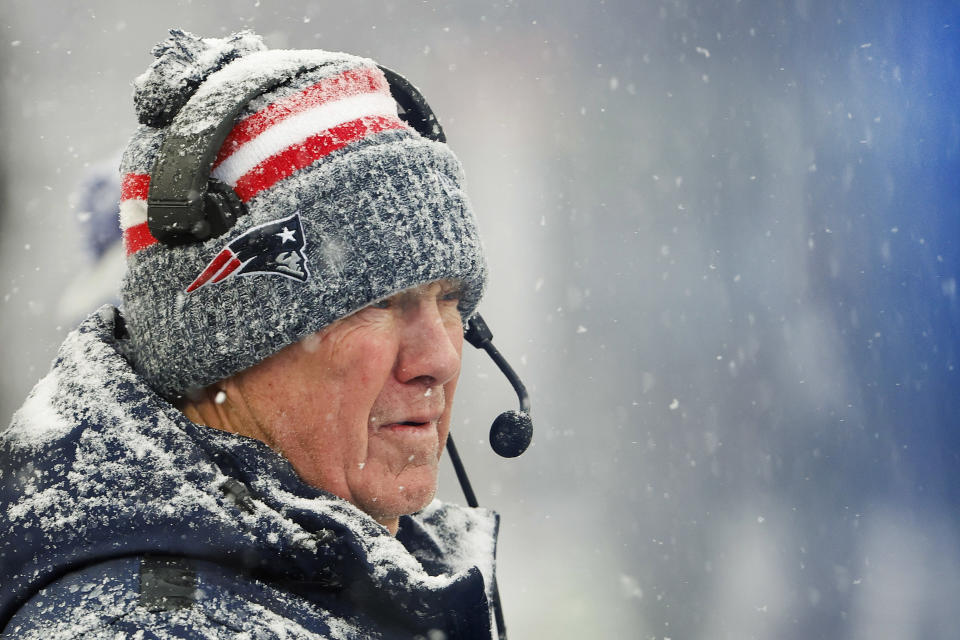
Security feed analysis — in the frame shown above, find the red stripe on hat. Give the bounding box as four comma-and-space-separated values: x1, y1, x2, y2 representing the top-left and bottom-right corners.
121, 173, 156, 255
214, 67, 388, 169
233, 115, 406, 202
124, 222, 158, 256
121, 173, 151, 201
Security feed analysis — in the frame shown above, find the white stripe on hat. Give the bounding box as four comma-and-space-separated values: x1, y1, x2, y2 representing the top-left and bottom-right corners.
211, 91, 398, 186
119, 198, 147, 231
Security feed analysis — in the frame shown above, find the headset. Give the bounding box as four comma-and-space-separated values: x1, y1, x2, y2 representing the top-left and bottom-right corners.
147, 59, 533, 639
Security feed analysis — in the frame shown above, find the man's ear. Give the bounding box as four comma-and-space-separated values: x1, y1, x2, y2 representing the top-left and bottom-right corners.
178, 375, 283, 452
178, 382, 232, 430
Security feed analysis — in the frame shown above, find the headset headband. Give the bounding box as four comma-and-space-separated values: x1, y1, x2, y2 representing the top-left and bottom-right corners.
147, 57, 446, 246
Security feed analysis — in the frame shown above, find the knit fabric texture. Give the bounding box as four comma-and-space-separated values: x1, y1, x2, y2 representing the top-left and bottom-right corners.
118, 30, 487, 398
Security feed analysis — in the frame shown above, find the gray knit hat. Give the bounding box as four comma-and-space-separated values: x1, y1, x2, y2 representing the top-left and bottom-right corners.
118, 30, 487, 398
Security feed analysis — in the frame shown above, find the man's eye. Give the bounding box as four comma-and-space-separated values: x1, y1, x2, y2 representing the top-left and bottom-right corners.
370, 299, 392, 309
440, 288, 462, 303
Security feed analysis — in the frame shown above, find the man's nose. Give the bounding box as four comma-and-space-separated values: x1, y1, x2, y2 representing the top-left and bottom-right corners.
395, 299, 462, 388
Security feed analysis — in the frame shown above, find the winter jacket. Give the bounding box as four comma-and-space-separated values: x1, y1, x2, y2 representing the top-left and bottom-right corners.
0, 307, 499, 639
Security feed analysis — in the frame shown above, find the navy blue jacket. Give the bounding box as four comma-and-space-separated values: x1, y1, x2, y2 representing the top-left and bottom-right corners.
0, 308, 498, 638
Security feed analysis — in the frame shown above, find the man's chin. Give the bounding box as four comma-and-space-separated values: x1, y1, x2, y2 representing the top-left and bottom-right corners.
358, 474, 438, 523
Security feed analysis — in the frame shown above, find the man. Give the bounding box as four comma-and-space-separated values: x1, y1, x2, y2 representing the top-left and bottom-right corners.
0, 30, 500, 639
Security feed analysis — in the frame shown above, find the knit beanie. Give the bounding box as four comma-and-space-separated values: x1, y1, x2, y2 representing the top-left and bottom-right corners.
118, 30, 487, 399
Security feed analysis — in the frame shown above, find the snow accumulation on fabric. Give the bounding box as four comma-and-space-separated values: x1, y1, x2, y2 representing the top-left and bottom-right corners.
176, 50, 362, 136
259, 477, 451, 588
417, 500, 499, 597
8, 308, 136, 447
4, 367, 73, 447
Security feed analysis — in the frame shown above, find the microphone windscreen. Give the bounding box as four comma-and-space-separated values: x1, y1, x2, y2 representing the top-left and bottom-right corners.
489, 410, 533, 458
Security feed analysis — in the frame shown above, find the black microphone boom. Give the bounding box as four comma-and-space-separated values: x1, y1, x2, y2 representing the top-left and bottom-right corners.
464, 314, 533, 458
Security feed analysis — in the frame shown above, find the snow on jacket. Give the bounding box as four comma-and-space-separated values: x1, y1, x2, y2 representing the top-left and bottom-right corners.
0, 307, 499, 639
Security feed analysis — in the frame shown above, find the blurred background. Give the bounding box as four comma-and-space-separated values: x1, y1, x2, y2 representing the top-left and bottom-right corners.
2, 1, 958, 638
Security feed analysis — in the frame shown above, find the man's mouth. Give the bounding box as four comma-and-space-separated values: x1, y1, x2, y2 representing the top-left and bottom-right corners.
369, 404, 445, 432
375, 413, 442, 431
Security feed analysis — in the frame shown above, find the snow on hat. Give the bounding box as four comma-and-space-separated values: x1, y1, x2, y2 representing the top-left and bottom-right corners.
118, 29, 487, 399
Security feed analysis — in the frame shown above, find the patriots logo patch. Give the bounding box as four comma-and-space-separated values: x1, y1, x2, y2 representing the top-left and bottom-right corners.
185, 213, 309, 293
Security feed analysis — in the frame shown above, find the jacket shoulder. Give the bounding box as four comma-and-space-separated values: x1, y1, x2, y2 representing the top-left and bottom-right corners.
3, 556, 366, 639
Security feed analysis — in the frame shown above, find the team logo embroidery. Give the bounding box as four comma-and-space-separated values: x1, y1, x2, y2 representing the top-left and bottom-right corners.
185, 213, 309, 293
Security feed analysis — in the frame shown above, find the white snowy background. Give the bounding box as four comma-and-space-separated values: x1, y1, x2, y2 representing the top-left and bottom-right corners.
2, 1, 959, 638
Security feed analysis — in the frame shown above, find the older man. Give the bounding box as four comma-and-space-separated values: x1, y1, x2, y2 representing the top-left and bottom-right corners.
0, 30, 501, 639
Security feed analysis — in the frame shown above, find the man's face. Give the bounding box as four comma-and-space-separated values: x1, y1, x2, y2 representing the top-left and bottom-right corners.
225, 280, 463, 531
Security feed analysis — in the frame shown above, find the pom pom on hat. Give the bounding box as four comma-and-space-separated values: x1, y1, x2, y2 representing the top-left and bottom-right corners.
134, 29, 267, 127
